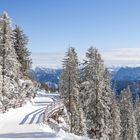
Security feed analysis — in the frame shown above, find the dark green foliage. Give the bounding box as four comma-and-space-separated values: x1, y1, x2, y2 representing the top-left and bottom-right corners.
13, 25, 32, 74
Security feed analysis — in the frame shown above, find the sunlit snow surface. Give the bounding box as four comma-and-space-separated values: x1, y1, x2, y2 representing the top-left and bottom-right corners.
0, 91, 90, 140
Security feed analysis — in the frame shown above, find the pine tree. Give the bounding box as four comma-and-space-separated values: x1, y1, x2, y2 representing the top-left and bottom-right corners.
60, 47, 86, 136
80, 47, 113, 139
0, 65, 2, 107
0, 11, 21, 109
120, 87, 138, 140
13, 25, 32, 74
131, 112, 138, 140
135, 97, 140, 140
102, 69, 120, 140
0, 11, 36, 111
110, 92, 121, 140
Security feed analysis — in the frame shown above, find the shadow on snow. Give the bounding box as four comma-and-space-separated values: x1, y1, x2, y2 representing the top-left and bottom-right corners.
19, 107, 45, 125
0, 132, 57, 138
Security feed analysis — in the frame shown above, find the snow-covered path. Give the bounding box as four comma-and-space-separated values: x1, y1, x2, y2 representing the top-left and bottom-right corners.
0, 91, 62, 140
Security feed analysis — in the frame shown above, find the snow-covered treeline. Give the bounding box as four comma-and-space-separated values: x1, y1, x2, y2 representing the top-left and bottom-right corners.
0, 11, 37, 112
60, 47, 140, 140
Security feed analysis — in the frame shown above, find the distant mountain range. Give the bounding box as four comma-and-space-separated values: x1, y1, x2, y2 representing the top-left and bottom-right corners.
30, 66, 140, 96
29, 67, 62, 88
112, 67, 140, 81
111, 67, 140, 96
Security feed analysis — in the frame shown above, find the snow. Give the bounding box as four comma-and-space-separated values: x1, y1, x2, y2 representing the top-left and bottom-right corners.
57, 129, 91, 140
0, 91, 60, 140
0, 91, 90, 140
37, 91, 60, 96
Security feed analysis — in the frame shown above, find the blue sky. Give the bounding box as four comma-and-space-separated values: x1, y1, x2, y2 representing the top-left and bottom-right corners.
0, 0, 140, 67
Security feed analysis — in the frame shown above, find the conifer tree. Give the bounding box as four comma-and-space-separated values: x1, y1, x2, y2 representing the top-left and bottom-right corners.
0, 11, 36, 111
60, 47, 86, 136
120, 87, 138, 140
80, 47, 113, 139
110, 92, 121, 140
0, 12, 20, 109
135, 97, 140, 140
13, 25, 32, 74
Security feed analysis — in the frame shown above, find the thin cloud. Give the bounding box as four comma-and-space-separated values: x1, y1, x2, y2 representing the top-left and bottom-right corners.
31, 48, 140, 68
31, 53, 64, 68
101, 48, 140, 67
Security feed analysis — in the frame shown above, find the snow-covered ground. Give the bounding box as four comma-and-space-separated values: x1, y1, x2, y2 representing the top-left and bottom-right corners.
0, 91, 61, 140
0, 91, 90, 140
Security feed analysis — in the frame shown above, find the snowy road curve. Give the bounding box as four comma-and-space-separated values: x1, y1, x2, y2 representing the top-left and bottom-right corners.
0, 91, 62, 140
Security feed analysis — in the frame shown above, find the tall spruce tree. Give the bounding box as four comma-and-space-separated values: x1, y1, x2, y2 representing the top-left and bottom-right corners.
80, 47, 113, 139
13, 25, 32, 74
120, 87, 138, 140
0, 12, 21, 109
103, 69, 120, 140
110, 92, 121, 140
135, 97, 140, 140
60, 47, 86, 136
